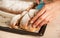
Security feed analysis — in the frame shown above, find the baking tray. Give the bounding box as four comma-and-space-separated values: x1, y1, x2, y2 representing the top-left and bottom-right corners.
0, 24, 47, 36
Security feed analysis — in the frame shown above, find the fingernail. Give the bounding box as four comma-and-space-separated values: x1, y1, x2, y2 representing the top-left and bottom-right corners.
30, 21, 33, 24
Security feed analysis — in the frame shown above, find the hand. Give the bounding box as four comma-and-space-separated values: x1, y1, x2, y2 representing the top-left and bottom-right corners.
30, 1, 60, 28
36, 0, 40, 4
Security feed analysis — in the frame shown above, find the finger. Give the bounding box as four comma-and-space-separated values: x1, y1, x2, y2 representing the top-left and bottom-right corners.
37, 16, 51, 27
37, 14, 53, 27
32, 11, 51, 28
36, 0, 40, 4
30, 7, 46, 24
40, 20, 49, 27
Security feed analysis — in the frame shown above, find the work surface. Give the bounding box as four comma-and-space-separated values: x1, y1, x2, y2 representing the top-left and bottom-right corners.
0, 12, 60, 38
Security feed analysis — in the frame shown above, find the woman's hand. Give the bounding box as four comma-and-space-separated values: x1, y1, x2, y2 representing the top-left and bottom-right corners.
36, 0, 40, 4
30, 1, 60, 28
